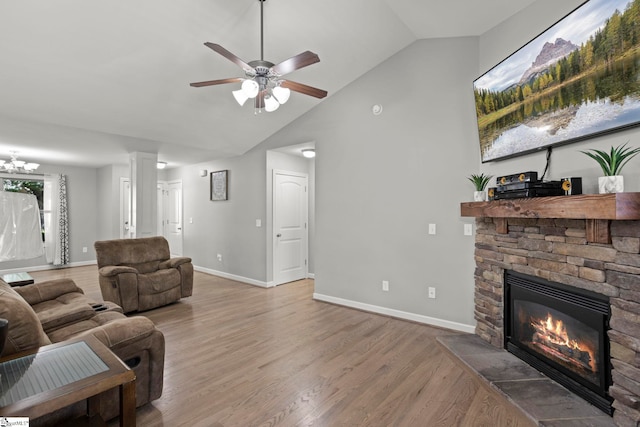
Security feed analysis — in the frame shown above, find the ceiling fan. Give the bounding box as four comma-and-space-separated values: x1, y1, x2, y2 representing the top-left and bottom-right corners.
190, 0, 328, 113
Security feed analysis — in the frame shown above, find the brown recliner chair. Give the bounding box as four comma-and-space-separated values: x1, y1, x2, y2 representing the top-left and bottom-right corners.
95, 236, 193, 313
1, 277, 164, 424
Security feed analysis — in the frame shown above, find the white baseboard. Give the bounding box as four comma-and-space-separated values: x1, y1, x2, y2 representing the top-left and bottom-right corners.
0, 260, 97, 275
313, 293, 476, 334
194, 265, 272, 288
307, 272, 315, 279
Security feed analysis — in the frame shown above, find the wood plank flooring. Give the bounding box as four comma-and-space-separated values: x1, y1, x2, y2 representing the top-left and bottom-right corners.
29, 266, 534, 427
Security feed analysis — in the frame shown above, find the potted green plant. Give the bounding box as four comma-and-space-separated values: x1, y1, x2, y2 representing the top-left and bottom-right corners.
581, 142, 640, 193
467, 173, 493, 201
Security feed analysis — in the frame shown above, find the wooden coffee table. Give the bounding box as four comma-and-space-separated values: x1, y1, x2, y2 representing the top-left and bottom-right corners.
0, 335, 136, 426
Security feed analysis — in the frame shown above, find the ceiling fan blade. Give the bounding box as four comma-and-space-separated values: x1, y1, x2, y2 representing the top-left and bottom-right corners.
280, 80, 328, 99
270, 51, 320, 76
204, 42, 254, 72
190, 77, 243, 88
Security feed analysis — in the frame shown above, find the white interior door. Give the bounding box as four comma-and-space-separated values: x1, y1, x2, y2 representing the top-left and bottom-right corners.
273, 171, 308, 285
120, 178, 131, 238
166, 180, 183, 256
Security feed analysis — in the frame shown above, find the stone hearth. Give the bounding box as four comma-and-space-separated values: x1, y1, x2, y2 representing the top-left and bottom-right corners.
438, 334, 616, 426
470, 215, 640, 426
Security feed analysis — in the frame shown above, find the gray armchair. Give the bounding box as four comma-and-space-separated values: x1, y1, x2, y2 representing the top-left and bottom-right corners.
94, 236, 193, 313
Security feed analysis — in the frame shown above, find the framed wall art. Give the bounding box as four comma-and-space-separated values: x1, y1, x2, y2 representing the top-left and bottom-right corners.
210, 170, 228, 201
474, 0, 640, 162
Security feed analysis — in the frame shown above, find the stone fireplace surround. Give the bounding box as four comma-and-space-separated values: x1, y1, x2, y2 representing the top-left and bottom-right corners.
461, 193, 640, 427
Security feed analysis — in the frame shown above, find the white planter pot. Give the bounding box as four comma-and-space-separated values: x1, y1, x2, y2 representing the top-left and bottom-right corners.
598, 176, 624, 194
474, 190, 487, 202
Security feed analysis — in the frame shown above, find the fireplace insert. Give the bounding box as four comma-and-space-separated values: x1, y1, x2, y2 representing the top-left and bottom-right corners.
504, 270, 612, 414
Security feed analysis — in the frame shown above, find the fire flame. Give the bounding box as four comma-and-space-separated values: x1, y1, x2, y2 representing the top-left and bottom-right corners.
532, 313, 596, 372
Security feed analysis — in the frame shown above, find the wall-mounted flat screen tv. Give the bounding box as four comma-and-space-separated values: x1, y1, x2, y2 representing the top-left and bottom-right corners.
474, 0, 640, 162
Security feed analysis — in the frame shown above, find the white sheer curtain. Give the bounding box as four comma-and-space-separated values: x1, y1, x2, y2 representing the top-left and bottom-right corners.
44, 174, 69, 266
0, 191, 43, 261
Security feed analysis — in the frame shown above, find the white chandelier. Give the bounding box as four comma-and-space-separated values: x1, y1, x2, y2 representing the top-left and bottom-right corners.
0, 152, 40, 174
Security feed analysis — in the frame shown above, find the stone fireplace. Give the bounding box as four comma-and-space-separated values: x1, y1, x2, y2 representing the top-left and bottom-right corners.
461, 194, 640, 426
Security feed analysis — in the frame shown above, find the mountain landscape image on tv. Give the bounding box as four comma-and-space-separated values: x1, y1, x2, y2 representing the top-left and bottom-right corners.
474, 0, 640, 162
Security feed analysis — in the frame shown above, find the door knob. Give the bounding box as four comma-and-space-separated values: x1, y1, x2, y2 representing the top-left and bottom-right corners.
276, 234, 282, 237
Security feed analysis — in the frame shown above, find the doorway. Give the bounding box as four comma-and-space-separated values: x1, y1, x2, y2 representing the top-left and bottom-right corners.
165, 180, 183, 256
120, 178, 183, 255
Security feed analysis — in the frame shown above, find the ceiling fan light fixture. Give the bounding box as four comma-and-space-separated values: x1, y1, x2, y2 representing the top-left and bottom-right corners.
233, 89, 249, 106
272, 86, 290, 104
241, 79, 260, 98
264, 95, 280, 112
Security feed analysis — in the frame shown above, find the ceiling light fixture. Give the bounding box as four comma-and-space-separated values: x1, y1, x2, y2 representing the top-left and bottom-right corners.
302, 149, 315, 158
190, 0, 327, 114
0, 151, 39, 174
157, 161, 167, 169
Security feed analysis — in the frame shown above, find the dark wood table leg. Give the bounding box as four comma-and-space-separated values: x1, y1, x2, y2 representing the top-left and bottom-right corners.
87, 394, 101, 418
120, 380, 136, 427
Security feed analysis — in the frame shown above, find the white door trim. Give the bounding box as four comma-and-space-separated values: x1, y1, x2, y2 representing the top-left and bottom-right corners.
119, 177, 131, 238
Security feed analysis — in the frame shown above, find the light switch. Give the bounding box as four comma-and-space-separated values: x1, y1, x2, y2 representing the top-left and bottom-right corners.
256, 219, 262, 227
428, 224, 436, 235
464, 224, 473, 236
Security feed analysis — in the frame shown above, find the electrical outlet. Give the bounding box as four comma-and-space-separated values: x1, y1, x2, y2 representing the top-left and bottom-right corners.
82, 247, 88, 253
217, 254, 222, 262
428, 223, 436, 235
382, 280, 389, 292
428, 287, 436, 299
189, 217, 193, 224
464, 223, 473, 236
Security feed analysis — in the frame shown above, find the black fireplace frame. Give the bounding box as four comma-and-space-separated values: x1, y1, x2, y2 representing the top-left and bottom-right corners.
504, 270, 613, 414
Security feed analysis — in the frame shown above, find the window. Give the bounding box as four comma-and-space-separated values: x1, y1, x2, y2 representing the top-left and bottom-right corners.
2, 177, 45, 240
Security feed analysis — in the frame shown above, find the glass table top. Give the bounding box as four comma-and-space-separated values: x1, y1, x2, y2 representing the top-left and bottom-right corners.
0, 341, 108, 406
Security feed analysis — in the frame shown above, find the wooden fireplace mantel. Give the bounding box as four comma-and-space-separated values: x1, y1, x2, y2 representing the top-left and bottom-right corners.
460, 192, 640, 244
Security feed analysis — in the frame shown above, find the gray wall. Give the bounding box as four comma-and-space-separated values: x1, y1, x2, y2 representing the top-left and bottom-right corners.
0, 164, 99, 270
164, 147, 315, 286
166, 151, 268, 284
257, 37, 480, 328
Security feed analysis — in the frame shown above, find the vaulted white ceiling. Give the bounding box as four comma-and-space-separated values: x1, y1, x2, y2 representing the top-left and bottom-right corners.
0, 0, 537, 168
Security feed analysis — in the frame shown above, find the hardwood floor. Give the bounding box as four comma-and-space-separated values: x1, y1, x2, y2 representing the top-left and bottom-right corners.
29, 266, 534, 427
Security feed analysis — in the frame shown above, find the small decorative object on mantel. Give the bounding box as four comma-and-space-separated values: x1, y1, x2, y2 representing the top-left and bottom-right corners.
581, 142, 640, 194
467, 173, 493, 201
